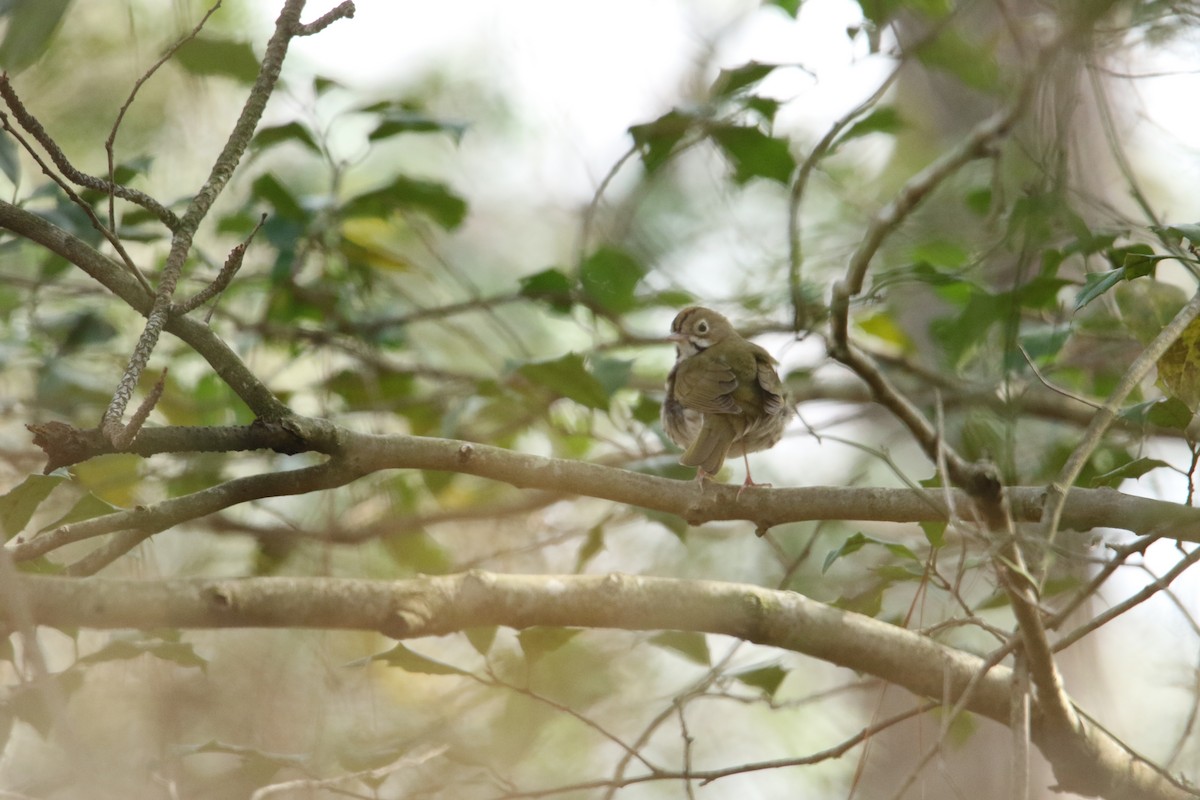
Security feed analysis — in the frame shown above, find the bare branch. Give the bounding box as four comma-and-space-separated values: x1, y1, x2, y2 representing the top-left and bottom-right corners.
107, 367, 169, 451
292, 1, 355, 36
105, 2, 223, 231
6, 572, 1195, 800
172, 214, 265, 316
0, 74, 181, 232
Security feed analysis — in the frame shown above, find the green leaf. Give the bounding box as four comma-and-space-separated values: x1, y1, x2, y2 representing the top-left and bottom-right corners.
518, 267, 575, 313
1125, 252, 1177, 277
314, 75, 344, 95
367, 111, 467, 143
7, 671, 83, 736
0, 0, 72, 73
575, 525, 605, 572
1074, 268, 1125, 311
964, 186, 992, 216
517, 627, 581, 664
1156, 222, 1200, 245
834, 107, 903, 149
1090, 457, 1170, 488
733, 665, 787, 698
365, 643, 468, 675
1105, 242, 1154, 271
0, 475, 64, 540
834, 584, 884, 617
173, 36, 260, 84
767, 0, 802, 17
250, 122, 321, 155
711, 61, 779, 99
0, 130, 20, 185
915, 31, 998, 92
649, 631, 710, 666
920, 521, 946, 548
823, 532, 918, 573
589, 357, 633, 397
580, 247, 645, 313
709, 124, 796, 185
251, 173, 307, 221
341, 175, 467, 230
629, 109, 696, 173
743, 95, 782, 125
464, 627, 498, 656
78, 639, 207, 671
381, 530, 452, 574
640, 508, 689, 541
1137, 396, 1194, 430
517, 352, 612, 410
38, 491, 117, 534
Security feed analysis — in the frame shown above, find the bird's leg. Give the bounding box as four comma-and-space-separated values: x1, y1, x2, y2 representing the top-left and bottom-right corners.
736, 452, 772, 499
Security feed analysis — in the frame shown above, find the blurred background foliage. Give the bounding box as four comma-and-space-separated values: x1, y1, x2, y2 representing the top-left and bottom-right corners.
2, 0, 1200, 798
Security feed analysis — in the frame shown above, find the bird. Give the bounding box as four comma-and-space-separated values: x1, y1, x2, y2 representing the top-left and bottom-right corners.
661, 306, 788, 490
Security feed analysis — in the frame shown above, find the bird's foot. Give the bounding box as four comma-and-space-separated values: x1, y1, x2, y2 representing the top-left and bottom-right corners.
736, 476, 772, 500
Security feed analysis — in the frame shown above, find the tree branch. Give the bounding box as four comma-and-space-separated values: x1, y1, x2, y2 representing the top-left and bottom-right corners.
15, 424, 1200, 570
4, 572, 1194, 800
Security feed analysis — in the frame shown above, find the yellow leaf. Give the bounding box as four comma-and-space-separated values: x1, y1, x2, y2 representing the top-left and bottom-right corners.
856, 310, 912, 352
339, 218, 414, 272
71, 454, 143, 507
1157, 316, 1200, 410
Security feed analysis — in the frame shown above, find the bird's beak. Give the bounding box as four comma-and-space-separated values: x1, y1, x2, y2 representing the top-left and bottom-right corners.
667, 333, 687, 344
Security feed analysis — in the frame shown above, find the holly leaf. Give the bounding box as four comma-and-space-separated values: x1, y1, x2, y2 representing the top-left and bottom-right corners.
629, 109, 696, 173
518, 627, 581, 665
580, 247, 645, 313
649, 631, 710, 666
0, 475, 64, 540
518, 267, 575, 313
709, 124, 795, 185
517, 352, 612, 410
1158, 316, 1200, 410
173, 36, 259, 84
1090, 457, 1170, 488
357, 644, 468, 675
733, 665, 788, 698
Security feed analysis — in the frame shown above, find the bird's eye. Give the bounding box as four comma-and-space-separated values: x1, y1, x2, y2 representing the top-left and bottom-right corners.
696, 320, 709, 334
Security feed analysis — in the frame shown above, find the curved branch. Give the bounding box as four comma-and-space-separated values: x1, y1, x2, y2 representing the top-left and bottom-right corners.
5, 572, 1194, 800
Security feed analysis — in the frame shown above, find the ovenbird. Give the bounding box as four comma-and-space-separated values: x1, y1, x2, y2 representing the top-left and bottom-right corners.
661, 306, 788, 488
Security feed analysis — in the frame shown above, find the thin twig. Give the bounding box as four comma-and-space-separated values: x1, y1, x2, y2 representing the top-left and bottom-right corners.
105, 2, 223, 232
292, 1, 355, 36
787, 63, 902, 330
1052, 543, 1200, 653
109, 366, 169, 450
0, 90, 153, 293
0, 74, 180, 232
173, 214, 265, 315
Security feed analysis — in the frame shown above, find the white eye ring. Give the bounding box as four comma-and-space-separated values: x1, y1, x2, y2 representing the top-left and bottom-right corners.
696, 320, 709, 334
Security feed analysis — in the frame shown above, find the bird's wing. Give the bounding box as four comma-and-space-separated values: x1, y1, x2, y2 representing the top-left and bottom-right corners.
751, 345, 787, 417
672, 355, 741, 414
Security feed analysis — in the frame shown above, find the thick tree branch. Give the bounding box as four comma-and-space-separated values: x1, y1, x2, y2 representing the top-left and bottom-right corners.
15, 424, 1200, 570
3, 572, 1193, 800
